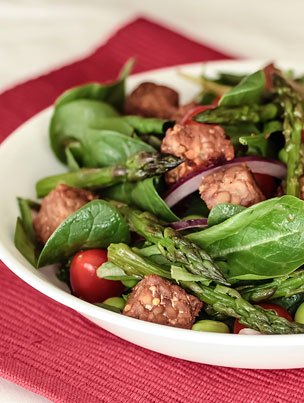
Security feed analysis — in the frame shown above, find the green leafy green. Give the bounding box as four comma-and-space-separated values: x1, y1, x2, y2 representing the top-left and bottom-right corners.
81, 128, 155, 167
171, 265, 211, 285
214, 72, 246, 86
17, 197, 38, 242
65, 142, 81, 171
123, 115, 168, 135
50, 100, 119, 163
238, 120, 283, 157
263, 120, 283, 136
239, 133, 269, 156
221, 122, 260, 146
14, 198, 42, 267
55, 58, 134, 111
219, 70, 266, 106
208, 203, 246, 227
197, 91, 217, 105
273, 294, 304, 316
88, 116, 134, 135
37, 200, 130, 267
103, 177, 178, 222
133, 245, 172, 267
97, 261, 140, 281
50, 59, 135, 164
14, 218, 40, 267
187, 196, 304, 281
181, 193, 209, 219
56, 261, 72, 289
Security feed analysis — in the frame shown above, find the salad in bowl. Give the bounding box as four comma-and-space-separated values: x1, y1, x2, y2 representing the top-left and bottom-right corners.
14, 59, 304, 336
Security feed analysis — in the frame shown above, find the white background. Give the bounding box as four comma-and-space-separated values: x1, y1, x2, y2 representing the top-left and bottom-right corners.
1, 0, 304, 401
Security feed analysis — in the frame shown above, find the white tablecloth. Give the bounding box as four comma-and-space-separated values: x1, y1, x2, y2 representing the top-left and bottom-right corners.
1, 0, 304, 401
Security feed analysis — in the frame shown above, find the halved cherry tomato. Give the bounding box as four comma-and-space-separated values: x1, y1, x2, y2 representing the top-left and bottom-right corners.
181, 105, 216, 125
234, 303, 293, 334
252, 173, 277, 199
70, 249, 124, 303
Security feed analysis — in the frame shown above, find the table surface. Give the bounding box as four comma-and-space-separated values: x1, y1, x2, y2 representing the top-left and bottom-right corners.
1, 0, 304, 401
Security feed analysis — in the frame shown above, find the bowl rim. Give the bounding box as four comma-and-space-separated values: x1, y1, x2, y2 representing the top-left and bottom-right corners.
2, 58, 304, 352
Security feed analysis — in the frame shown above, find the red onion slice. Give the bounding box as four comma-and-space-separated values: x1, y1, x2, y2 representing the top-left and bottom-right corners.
164, 157, 286, 208
238, 328, 262, 335
170, 218, 208, 231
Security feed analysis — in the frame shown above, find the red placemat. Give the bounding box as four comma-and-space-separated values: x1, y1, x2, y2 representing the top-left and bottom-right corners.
1, 16, 303, 403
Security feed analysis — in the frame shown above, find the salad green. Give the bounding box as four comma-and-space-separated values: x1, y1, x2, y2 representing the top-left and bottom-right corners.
14, 61, 304, 335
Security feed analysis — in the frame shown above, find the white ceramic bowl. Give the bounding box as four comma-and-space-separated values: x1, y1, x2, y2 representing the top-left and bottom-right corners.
1, 60, 304, 370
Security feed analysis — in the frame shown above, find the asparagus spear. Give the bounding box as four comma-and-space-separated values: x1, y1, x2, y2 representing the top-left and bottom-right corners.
273, 74, 304, 197
178, 71, 232, 96
116, 206, 229, 285
193, 103, 279, 124
239, 270, 304, 302
36, 151, 183, 198
107, 243, 304, 334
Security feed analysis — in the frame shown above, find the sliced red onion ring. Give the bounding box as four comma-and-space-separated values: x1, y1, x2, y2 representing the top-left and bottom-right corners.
170, 218, 208, 231
238, 328, 262, 335
164, 157, 286, 208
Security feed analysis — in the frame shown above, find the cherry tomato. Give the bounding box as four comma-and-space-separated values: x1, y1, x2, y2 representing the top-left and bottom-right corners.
234, 303, 292, 334
252, 173, 277, 199
70, 249, 124, 303
181, 105, 216, 125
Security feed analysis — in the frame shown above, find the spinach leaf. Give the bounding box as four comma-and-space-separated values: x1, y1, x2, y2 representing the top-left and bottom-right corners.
181, 193, 210, 219
55, 58, 134, 111
14, 218, 40, 267
208, 203, 246, 227
17, 197, 38, 242
81, 128, 155, 167
14, 198, 42, 267
214, 72, 246, 86
187, 196, 304, 281
263, 120, 282, 136
133, 245, 172, 267
37, 200, 130, 267
239, 133, 269, 156
56, 261, 72, 289
238, 120, 283, 157
273, 294, 304, 316
219, 70, 266, 106
103, 177, 179, 222
197, 91, 217, 105
65, 143, 81, 171
50, 100, 119, 163
222, 122, 260, 145
20, 198, 41, 211
88, 117, 134, 135
97, 262, 141, 281
123, 116, 168, 135
171, 265, 211, 285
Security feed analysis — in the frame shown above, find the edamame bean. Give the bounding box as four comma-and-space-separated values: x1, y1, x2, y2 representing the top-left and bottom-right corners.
192, 320, 230, 333
121, 278, 139, 288
103, 297, 126, 311
295, 302, 304, 324
182, 215, 205, 220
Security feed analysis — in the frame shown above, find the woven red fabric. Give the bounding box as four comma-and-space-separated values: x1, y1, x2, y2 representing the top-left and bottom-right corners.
1, 16, 302, 403
0, 17, 232, 143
